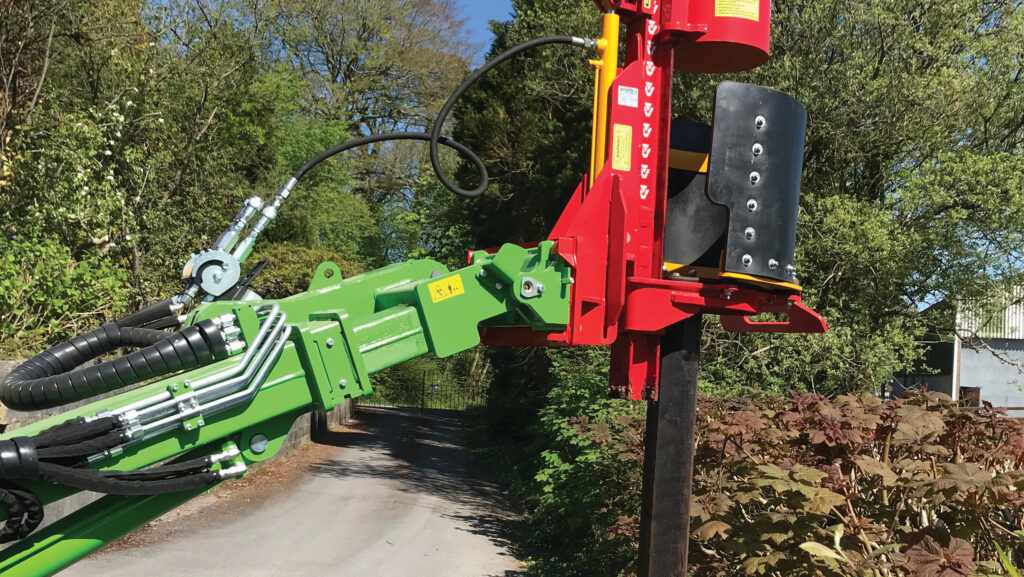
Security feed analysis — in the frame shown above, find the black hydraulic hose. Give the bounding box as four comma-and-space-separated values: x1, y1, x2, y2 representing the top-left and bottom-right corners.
116, 298, 177, 329
38, 462, 221, 496
139, 315, 185, 331
103, 456, 214, 481
291, 132, 487, 191
33, 416, 119, 449
11, 324, 168, 385
428, 35, 595, 198
36, 430, 128, 461
288, 35, 596, 198
0, 486, 42, 543
0, 320, 228, 411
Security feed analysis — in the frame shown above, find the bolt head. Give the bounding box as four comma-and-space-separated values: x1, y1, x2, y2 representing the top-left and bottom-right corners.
752, 143, 763, 156
183, 381, 191, 389
768, 259, 779, 270
495, 282, 503, 290
326, 338, 335, 348
478, 269, 487, 277
185, 424, 192, 431
747, 199, 758, 211
197, 419, 205, 427
744, 227, 756, 241
755, 115, 766, 129
339, 379, 347, 387
172, 384, 179, 392
742, 254, 753, 267
749, 171, 761, 185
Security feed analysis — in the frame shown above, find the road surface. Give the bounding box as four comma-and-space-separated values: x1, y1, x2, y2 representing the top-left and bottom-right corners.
61, 407, 524, 577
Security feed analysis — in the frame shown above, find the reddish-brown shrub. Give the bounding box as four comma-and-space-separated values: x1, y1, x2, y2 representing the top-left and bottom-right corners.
596, 391, 1024, 576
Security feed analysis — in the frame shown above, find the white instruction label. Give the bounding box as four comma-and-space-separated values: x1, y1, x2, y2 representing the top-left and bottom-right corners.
617, 85, 639, 108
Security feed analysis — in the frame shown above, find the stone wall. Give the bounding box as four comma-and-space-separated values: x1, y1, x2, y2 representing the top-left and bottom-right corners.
0, 359, 351, 530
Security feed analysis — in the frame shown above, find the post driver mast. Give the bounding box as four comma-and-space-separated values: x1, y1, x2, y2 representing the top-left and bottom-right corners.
0, 0, 825, 575
481, 1, 826, 574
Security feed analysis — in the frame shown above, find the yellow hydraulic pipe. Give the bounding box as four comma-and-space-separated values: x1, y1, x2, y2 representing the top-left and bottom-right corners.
588, 11, 620, 186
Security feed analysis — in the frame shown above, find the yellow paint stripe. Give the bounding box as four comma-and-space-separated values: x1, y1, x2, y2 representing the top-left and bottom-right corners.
668, 149, 709, 173
720, 272, 803, 292
664, 263, 804, 293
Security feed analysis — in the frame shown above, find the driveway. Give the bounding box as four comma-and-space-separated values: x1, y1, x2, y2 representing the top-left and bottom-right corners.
61, 407, 524, 577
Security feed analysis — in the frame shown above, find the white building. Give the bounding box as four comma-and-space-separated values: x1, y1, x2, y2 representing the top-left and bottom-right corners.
893, 288, 1024, 417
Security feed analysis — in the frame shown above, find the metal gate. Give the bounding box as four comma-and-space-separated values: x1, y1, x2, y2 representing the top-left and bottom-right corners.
357, 371, 487, 411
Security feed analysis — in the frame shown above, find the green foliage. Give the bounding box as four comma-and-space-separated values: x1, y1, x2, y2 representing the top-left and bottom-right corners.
0, 0, 474, 353
0, 237, 128, 356
521, 347, 645, 577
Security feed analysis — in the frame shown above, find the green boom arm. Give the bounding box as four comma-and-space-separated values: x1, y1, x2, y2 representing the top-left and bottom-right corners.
0, 241, 570, 576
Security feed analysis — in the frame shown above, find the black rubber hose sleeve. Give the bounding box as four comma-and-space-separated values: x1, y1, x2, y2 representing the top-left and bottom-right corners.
0, 487, 43, 543
0, 438, 38, 480
116, 298, 176, 329
36, 430, 128, 461
104, 456, 213, 481
34, 417, 118, 449
38, 463, 221, 496
1, 323, 227, 411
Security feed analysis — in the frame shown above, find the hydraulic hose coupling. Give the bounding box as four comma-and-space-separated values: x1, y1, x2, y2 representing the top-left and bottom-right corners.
209, 445, 241, 463
216, 462, 248, 480
214, 196, 264, 252
231, 181, 288, 265
572, 36, 600, 51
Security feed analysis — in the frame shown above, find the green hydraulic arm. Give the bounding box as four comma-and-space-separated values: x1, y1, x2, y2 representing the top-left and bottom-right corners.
0, 242, 570, 576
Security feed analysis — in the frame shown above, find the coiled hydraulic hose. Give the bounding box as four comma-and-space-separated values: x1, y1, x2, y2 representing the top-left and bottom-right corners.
0, 309, 228, 410
288, 35, 597, 197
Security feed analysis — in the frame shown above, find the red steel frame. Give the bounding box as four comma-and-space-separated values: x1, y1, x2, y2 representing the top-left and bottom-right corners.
480, 0, 826, 400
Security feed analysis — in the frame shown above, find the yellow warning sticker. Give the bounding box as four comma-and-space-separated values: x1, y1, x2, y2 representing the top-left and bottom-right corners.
715, 0, 759, 21
611, 124, 632, 172
642, 0, 652, 9
428, 275, 465, 303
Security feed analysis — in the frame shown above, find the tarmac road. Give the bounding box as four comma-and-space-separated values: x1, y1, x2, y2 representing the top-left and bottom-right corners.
60, 407, 524, 577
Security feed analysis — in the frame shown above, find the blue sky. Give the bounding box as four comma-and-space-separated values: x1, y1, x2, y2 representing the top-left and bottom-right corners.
456, 0, 514, 61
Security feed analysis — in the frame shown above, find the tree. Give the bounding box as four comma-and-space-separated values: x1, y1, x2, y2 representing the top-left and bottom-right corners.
266, 0, 475, 267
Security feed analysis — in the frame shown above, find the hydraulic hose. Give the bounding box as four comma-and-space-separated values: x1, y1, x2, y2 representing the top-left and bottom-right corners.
103, 455, 215, 481
38, 462, 221, 496
32, 416, 119, 449
0, 487, 42, 543
288, 35, 597, 198
115, 298, 177, 329
428, 35, 596, 198
0, 319, 228, 411
291, 133, 487, 191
